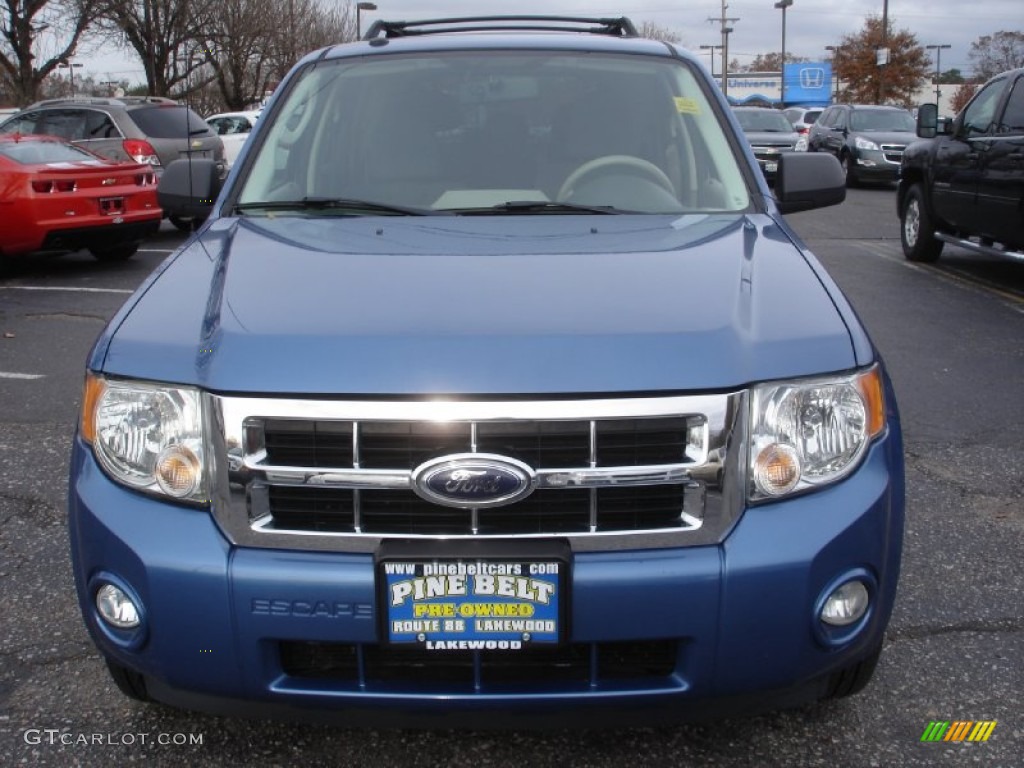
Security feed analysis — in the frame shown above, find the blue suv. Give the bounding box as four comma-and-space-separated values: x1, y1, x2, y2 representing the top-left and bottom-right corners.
68, 16, 904, 726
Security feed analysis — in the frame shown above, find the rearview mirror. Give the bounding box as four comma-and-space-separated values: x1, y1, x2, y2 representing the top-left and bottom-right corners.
916, 104, 938, 138
774, 153, 846, 214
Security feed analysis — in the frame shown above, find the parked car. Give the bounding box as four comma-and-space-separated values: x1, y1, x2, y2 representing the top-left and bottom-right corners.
69, 15, 903, 727
783, 106, 823, 143
807, 104, 916, 186
205, 110, 260, 167
732, 106, 801, 181
0, 134, 161, 262
898, 68, 1024, 263
0, 96, 225, 230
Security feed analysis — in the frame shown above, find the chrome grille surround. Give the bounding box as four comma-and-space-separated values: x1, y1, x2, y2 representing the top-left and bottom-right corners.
208, 392, 746, 553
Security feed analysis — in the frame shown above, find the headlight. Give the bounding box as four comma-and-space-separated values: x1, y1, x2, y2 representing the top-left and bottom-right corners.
749, 366, 885, 501
855, 136, 880, 151
81, 374, 208, 503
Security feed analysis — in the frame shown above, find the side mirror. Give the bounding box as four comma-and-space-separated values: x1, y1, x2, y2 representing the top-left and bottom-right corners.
774, 153, 846, 214
916, 103, 938, 138
157, 158, 222, 219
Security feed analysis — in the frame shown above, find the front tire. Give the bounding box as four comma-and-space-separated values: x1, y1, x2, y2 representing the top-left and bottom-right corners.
824, 645, 883, 699
839, 152, 858, 187
900, 184, 943, 262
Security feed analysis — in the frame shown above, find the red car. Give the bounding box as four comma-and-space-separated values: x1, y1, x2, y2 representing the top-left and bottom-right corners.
0, 134, 161, 261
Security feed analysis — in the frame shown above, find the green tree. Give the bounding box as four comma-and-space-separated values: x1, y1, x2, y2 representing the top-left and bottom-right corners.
832, 16, 930, 105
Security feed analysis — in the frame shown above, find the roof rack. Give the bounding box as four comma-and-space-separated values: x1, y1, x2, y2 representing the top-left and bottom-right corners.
363, 15, 639, 41
26, 96, 179, 109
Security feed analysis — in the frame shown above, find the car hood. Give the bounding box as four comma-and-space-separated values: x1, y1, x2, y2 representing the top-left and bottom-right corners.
97, 215, 861, 395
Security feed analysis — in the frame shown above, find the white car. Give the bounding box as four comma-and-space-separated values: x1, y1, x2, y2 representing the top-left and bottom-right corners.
205, 110, 260, 167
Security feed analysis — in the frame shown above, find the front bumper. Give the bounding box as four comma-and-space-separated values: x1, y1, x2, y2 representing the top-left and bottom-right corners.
68, 430, 904, 724
852, 150, 901, 182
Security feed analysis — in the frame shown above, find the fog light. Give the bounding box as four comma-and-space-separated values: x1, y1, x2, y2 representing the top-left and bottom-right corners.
96, 584, 141, 629
753, 443, 801, 496
821, 580, 870, 626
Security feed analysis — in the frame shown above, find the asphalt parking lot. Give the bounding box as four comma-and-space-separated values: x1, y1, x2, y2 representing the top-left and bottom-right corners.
1, 192, 1022, 767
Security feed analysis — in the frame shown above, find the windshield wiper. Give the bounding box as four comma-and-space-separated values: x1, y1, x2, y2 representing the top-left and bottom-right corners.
234, 197, 441, 216
449, 200, 624, 215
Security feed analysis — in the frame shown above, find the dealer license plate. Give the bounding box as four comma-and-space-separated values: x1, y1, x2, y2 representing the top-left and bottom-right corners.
380, 557, 564, 650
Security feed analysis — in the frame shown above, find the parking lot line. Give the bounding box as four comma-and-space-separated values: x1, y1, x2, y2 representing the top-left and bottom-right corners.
0, 285, 132, 294
0, 372, 45, 380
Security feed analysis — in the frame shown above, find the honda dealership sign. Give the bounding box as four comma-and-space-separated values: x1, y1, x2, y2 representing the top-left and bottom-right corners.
724, 63, 833, 106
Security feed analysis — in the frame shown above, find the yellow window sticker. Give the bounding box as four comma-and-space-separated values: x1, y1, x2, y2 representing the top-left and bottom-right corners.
675, 97, 700, 115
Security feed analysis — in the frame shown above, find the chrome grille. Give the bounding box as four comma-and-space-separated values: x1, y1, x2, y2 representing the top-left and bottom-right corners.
211, 393, 745, 552
881, 144, 905, 163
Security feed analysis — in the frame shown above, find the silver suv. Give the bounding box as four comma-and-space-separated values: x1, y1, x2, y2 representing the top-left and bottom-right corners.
0, 96, 225, 229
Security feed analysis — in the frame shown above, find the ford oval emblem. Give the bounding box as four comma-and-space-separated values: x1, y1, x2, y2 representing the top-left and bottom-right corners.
411, 454, 535, 509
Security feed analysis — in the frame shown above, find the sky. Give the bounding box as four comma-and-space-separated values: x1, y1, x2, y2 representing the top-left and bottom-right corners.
72, 0, 1022, 85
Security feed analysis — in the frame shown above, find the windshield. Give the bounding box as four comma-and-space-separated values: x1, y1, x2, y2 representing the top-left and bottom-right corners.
734, 110, 794, 133
849, 110, 915, 132
237, 51, 750, 215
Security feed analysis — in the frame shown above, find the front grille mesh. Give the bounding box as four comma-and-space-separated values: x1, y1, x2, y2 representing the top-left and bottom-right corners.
279, 639, 679, 689
255, 416, 698, 536
267, 485, 686, 535
263, 418, 692, 469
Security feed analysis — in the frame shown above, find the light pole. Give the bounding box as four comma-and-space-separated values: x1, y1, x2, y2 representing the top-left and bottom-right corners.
356, 2, 378, 39
774, 0, 793, 107
825, 45, 841, 102
926, 44, 951, 106
58, 60, 83, 97
700, 44, 723, 81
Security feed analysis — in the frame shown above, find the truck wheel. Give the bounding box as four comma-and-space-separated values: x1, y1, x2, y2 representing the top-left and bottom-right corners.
104, 657, 151, 701
901, 185, 943, 262
824, 644, 882, 699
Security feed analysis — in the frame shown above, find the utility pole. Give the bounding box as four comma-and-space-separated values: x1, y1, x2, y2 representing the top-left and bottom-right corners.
926, 44, 951, 106
707, 0, 739, 99
877, 0, 889, 103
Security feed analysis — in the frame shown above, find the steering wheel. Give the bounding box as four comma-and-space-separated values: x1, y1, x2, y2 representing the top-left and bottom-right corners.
558, 155, 676, 202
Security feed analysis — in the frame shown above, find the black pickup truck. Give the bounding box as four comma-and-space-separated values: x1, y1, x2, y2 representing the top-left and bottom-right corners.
898, 68, 1024, 263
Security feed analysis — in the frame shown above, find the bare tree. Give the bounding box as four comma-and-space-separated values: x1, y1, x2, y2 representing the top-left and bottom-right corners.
0, 0, 102, 106
101, 0, 210, 97
968, 31, 1024, 81
199, 0, 276, 110
635, 21, 682, 45
267, 0, 354, 83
